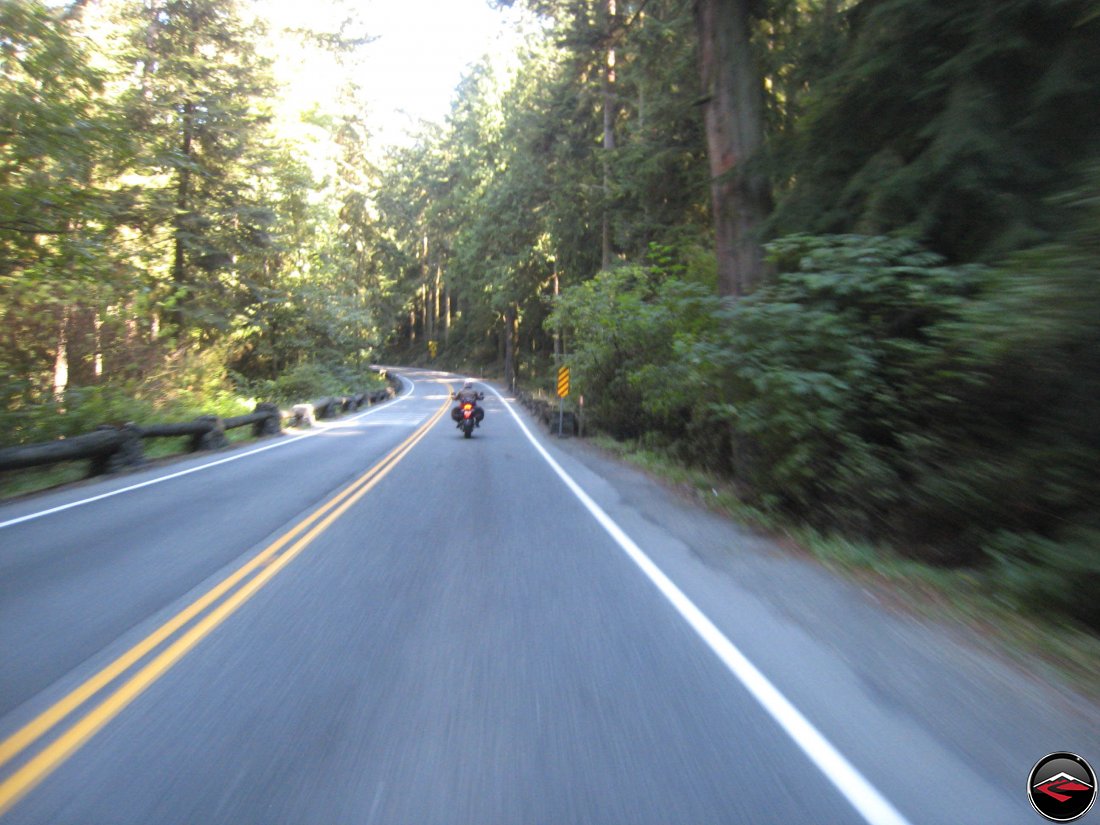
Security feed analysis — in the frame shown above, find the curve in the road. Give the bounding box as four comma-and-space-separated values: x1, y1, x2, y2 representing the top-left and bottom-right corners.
0, 375, 416, 532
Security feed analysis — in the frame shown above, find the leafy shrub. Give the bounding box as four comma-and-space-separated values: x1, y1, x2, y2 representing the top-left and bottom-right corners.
557, 224, 1100, 628
267, 362, 386, 405
547, 256, 719, 442
139, 346, 251, 419
270, 363, 342, 405
689, 234, 987, 538
0, 345, 250, 449
719, 227, 1096, 583
988, 528, 1100, 629
930, 176, 1100, 623
0, 383, 152, 449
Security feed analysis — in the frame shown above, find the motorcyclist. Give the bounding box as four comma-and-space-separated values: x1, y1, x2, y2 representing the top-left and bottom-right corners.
451, 380, 485, 427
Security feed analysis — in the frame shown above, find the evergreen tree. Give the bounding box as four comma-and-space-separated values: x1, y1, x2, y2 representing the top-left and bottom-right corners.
0, 0, 121, 403
113, 0, 279, 337
770, 0, 1100, 261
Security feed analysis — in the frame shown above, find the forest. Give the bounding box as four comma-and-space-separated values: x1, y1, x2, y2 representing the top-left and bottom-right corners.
2, 0, 1098, 628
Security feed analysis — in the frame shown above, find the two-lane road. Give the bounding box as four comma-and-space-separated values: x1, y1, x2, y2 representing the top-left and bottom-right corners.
0, 369, 1095, 823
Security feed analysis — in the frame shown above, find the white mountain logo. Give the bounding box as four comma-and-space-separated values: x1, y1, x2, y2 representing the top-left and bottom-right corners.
1034, 771, 1093, 803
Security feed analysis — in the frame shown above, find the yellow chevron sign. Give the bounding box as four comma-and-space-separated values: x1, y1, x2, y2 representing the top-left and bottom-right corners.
557, 366, 570, 397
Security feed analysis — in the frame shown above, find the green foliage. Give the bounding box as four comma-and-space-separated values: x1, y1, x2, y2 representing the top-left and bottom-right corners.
0, 1, 126, 394
138, 344, 251, 418
110, 0, 283, 337
0, 0, 395, 442
559, 227, 1100, 627
769, 0, 1100, 262
253, 362, 386, 406
549, 247, 722, 450
925, 173, 1100, 623
989, 529, 1100, 629
267, 363, 341, 405
376, 2, 710, 379
0, 383, 140, 449
686, 235, 987, 529
0, 347, 248, 450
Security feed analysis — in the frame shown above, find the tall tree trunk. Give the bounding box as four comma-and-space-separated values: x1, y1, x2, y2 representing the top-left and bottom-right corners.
601, 0, 617, 270
63, 307, 96, 387
552, 268, 561, 361
421, 283, 429, 343
443, 284, 451, 344
503, 303, 517, 391
53, 307, 70, 403
421, 235, 432, 341
433, 266, 441, 341
694, 0, 771, 297
547, 269, 558, 367
172, 98, 194, 331
93, 309, 103, 380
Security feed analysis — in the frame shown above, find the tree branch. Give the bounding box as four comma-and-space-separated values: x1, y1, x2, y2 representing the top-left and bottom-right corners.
0, 221, 70, 235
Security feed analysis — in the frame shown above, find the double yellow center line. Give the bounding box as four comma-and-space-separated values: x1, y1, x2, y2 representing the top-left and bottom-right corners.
0, 389, 451, 816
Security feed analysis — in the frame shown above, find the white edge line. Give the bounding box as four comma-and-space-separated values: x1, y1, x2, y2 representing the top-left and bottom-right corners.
0, 376, 416, 531
485, 383, 914, 825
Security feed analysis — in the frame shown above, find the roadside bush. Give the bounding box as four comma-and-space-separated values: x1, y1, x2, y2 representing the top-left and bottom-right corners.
268, 363, 340, 405
266, 362, 386, 406
0, 383, 155, 449
552, 225, 1100, 628
548, 253, 719, 442
689, 234, 987, 536
140, 345, 251, 419
0, 346, 252, 449
988, 528, 1100, 629
939, 176, 1100, 624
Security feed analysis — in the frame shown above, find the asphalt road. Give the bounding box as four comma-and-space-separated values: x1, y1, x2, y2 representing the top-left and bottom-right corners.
0, 369, 1096, 824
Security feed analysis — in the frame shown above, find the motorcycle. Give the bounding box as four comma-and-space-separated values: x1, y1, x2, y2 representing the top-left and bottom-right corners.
459, 401, 477, 438
451, 391, 485, 438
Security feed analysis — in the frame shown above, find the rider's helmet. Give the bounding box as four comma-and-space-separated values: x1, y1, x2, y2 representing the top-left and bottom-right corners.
463, 380, 474, 389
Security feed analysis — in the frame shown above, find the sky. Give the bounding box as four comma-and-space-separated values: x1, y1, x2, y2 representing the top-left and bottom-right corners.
260, 0, 530, 147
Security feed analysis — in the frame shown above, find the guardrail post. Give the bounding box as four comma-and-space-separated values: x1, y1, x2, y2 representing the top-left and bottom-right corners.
85, 424, 143, 476
86, 426, 122, 477
291, 404, 314, 428
111, 423, 146, 471
310, 397, 336, 420
191, 415, 228, 451
252, 402, 281, 436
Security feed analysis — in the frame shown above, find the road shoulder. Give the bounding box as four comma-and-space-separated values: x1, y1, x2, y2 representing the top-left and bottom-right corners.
496, 388, 1100, 820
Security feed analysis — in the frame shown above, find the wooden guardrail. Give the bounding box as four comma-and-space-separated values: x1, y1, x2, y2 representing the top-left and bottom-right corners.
514, 388, 578, 437
0, 379, 399, 480
288, 387, 393, 427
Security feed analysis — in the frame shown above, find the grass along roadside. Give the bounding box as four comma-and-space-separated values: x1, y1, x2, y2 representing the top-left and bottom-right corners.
0, 384, 399, 503
587, 435, 1100, 704
0, 367, 394, 503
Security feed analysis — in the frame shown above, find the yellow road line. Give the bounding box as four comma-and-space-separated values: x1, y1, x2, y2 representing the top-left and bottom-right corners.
0, 405, 438, 769
0, 393, 449, 816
